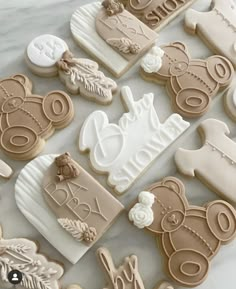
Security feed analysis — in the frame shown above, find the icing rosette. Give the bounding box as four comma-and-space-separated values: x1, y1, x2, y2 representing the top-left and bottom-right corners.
141, 46, 164, 74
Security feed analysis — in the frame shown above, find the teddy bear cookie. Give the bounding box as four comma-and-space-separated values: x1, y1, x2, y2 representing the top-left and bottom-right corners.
224, 81, 236, 121
0, 225, 63, 289
120, 0, 196, 31
25, 35, 117, 105
175, 118, 236, 204
70, 1, 158, 77
140, 42, 234, 118
79, 86, 189, 194
185, 0, 236, 68
0, 159, 13, 178
129, 177, 236, 287
0, 74, 74, 160
15, 153, 124, 264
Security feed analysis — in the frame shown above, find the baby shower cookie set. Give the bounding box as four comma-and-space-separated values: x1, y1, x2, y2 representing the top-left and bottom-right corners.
1, 0, 236, 288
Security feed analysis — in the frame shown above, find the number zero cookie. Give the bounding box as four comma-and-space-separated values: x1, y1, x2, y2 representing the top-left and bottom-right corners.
15, 153, 124, 264
185, 0, 236, 68
129, 177, 236, 287
0, 74, 74, 160
0, 159, 13, 178
79, 86, 189, 194
140, 42, 234, 118
175, 118, 236, 204
25, 35, 117, 105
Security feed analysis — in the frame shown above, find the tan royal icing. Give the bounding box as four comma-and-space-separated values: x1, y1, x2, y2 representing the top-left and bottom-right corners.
102, 0, 125, 16
140, 42, 234, 118
97, 247, 145, 289
185, 0, 236, 68
0, 74, 73, 160
95, 3, 158, 61
129, 177, 236, 287
0, 159, 13, 178
122, 0, 196, 30
43, 153, 124, 245
0, 226, 63, 289
175, 118, 236, 204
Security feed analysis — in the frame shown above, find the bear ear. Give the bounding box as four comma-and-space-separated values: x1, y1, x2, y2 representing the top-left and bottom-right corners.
65, 152, 71, 157
172, 42, 188, 52
161, 177, 185, 196
12, 74, 32, 90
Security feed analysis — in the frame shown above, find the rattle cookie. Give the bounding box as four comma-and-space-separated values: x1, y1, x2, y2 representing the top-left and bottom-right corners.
70, 1, 158, 77
0, 74, 74, 160
26, 34, 117, 105
140, 42, 234, 118
15, 153, 123, 264
0, 160, 13, 178
129, 177, 236, 287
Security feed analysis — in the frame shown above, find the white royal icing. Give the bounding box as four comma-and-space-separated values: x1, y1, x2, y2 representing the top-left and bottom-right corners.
79, 86, 190, 194
27, 34, 68, 67
141, 46, 164, 74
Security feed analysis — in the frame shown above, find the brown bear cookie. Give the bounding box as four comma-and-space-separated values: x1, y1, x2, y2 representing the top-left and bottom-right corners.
140, 42, 234, 118
0, 74, 74, 160
129, 177, 236, 287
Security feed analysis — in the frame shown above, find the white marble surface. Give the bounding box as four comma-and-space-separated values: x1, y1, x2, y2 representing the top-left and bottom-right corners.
0, 1, 236, 289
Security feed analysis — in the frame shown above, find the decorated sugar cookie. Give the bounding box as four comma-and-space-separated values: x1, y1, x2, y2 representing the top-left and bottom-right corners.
224, 82, 236, 121
26, 35, 117, 105
0, 160, 13, 178
79, 86, 189, 194
175, 118, 236, 204
0, 74, 74, 160
140, 42, 234, 118
185, 0, 236, 68
0, 225, 63, 289
70, 1, 158, 77
129, 177, 236, 287
15, 154, 124, 264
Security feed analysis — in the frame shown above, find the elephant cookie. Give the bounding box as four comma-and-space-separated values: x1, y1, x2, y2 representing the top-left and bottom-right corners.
175, 118, 236, 204
79, 86, 189, 194
0, 159, 13, 178
224, 82, 236, 121
26, 35, 117, 105
129, 177, 236, 287
0, 225, 63, 289
140, 42, 234, 118
70, 1, 158, 77
0, 74, 74, 160
185, 0, 236, 68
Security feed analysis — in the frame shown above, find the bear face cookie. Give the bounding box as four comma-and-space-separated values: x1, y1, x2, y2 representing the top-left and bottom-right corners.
0, 74, 74, 160
185, 0, 236, 68
129, 177, 236, 287
140, 42, 234, 118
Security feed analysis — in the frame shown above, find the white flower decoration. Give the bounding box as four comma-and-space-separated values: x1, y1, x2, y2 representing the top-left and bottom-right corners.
141, 46, 164, 74
138, 190, 155, 206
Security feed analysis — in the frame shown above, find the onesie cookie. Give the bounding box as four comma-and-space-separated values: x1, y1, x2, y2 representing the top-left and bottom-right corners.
175, 118, 236, 204
185, 0, 236, 68
224, 82, 236, 121
70, 1, 158, 77
129, 177, 236, 287
0, 160, 13, 178
0, 74, 74, 160
15, 153, 124, 264
79, 86, 189, 194
26, 35, 117, 105
140, 42, 234, 118
121, 0, 196, 31
0, 225, 63, 289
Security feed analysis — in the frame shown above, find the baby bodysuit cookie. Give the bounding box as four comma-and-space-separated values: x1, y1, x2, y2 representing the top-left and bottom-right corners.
70, 1, 158, 77
140, 42, 234, 118
175, 118, 236, 204
0, 160, 13, 178
185, 0, 236, 68
129, 177, 236, 287
79, 86, 189, 194
15, 153, 124, 264
0, 225, 63, 289
26, 35, 117, 105
224, 82, 236, 121
0, 74, 74, 160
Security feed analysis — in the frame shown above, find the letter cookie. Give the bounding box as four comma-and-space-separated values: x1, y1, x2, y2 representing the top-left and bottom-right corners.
79, 86, 189, 194
0, 225, 63, 289
185, 0, 236, 68
0, 160, 13, 179
70, 1, 158, 77
15, 154, 124, 264
129, 177, 236, 287
0, 74, 74, 160
140, 42, 234, 118
175, 118, 236, 204
224, 81, 236, 121
26, 35, 117, 105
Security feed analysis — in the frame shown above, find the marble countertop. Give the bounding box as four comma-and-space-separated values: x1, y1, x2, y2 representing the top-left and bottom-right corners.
1, 0, 236, 289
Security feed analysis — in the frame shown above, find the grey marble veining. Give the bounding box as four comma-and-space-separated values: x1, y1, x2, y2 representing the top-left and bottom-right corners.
0, 0, 236, 289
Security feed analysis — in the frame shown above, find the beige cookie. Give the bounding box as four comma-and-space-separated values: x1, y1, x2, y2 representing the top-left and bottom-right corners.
0, 159, 13, 178
224, 81, 236, 121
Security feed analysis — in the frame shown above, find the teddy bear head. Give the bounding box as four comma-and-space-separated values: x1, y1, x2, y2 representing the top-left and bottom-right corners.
55, 152, 72, 168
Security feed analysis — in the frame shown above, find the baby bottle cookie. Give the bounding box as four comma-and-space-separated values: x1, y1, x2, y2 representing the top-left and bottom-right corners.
26, 34, 117, 105
129, 177, 236, 287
